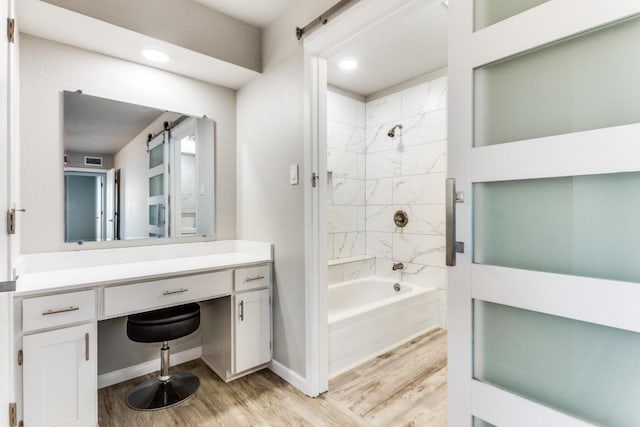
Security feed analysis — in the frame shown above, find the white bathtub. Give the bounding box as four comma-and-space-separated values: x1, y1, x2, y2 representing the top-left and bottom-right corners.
328, 277, 440, 377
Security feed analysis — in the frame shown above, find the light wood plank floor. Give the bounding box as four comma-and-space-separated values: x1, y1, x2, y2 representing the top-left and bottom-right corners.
98, 328, 447, 426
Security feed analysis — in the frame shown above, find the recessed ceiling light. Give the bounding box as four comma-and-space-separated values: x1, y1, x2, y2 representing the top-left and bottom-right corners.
339, 59, 358, 71
142, 49, 170, 63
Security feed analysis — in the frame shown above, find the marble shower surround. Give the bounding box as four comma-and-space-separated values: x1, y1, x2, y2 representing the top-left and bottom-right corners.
365, 76, 447, 289
327, 91, 366, 261
327, 76, 447, 290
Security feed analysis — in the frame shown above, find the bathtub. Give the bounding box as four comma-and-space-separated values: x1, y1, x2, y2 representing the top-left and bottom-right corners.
328, 277, 440, 377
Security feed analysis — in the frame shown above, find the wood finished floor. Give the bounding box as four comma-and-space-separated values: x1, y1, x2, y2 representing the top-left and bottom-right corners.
98, 328, 447, 426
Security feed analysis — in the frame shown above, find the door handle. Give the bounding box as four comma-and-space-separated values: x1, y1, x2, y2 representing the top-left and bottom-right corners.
446, 178, 465, 266
239, 300, 244, 321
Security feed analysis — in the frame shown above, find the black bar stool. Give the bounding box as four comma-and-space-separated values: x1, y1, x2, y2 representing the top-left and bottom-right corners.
126, 302, 201, 411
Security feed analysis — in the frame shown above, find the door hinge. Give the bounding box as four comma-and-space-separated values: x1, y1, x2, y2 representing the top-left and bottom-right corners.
7, 209, 26, 235
7, 18, 15, 43
17, 350, 22, 366
311, 172, 319, 188
9, 402, 16, 427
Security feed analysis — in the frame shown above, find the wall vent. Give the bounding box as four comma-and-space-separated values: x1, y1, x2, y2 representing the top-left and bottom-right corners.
84, 156, 103, 166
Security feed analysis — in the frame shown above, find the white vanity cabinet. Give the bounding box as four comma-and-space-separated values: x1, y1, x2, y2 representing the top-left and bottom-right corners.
19, 290, 98, 427
23, 323, 97, 427
234, 288, 271, 373
12, 241, 274, 425
202, 264, 272, 381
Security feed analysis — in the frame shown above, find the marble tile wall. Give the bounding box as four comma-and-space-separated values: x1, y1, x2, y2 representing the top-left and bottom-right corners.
326, 76, 447, 290
365, 76, 448, 289
327, 91, 366, 260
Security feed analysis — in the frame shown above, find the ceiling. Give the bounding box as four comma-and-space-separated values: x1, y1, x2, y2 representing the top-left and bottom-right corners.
326, 0, 449, 97
64, 92, 165, 155
193, 0, 294, 28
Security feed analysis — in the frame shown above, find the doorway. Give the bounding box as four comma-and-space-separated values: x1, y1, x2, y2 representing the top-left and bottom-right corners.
303, 0, 450, 408
64, 170, 107, 242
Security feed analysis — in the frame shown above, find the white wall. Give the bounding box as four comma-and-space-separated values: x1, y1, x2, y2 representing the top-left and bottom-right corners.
20, 34, 237, 253
236, 0, 336, 379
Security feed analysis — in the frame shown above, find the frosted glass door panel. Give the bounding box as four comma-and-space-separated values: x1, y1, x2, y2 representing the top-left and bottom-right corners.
474, 15, 640, 146
474, 301, 640, 426
474, 0, 549, 30
474, 172, 640, 283
149, 144, 163, 169
149, 174, 163, 197
473, 417, 495, 427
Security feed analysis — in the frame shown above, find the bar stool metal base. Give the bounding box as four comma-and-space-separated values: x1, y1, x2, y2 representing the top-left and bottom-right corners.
126, 372, 200, 411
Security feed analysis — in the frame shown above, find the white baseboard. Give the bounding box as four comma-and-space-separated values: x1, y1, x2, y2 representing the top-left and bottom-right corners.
98, 346, 203, 389
269, 359, 310, 396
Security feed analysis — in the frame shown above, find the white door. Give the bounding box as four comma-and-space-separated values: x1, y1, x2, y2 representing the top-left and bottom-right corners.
169, 118, 198, 237
234, 289, 271, 373
147, 132, 169, 237
105, 168, 115, 240
23, 323, 97, 427
1, 0, 17, 424
449, 2, 640, 426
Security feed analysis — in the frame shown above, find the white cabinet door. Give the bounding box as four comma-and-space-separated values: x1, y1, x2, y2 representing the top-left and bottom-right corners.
23, 323, 97, 427
234, 289, 271, 374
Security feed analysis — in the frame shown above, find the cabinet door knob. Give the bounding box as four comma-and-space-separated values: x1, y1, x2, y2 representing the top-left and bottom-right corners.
239, 300, 244, 321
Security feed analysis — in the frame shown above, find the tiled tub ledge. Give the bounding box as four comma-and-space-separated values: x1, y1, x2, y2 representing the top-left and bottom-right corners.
327, 255, 376, 285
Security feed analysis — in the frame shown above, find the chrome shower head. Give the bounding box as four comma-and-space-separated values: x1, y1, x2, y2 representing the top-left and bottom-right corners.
387, 124, 403, 138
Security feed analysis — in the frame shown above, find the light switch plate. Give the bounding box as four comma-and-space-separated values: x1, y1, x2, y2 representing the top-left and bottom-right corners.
289, 164, 299, 185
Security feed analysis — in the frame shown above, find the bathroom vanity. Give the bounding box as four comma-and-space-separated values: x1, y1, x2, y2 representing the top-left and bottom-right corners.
10, 240, 273, 427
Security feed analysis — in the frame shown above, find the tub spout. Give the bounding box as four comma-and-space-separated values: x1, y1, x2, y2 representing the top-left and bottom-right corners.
392, 262, 404, 271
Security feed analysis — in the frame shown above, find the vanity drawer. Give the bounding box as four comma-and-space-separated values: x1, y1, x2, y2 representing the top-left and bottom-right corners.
103, 270, 232, 318
234, 265, 271, 292
23, 290, 96, 332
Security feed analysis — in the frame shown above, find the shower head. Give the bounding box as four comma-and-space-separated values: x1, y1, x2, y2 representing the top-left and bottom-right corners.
387, 124, 403, 138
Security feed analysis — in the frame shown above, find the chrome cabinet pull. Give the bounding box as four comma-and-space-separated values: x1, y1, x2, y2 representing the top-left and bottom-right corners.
446, 178, 465, 267
42, 306, 79, 316
239, 300, 244, 321
162, 288, 188, 296
85, 333, 90, 361
245, 276, 265, 282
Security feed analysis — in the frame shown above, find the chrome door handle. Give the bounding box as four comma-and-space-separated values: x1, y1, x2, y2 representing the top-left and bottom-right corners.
162, 288, 188, 296
85, 333, 90, 361
239, 300, 244, 321
446, 178, 465, 266
42, 306, 80, 316
245, 276, 265, 282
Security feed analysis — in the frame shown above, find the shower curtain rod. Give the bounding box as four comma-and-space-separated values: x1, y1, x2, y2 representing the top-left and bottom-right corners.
296, 0, 361, 40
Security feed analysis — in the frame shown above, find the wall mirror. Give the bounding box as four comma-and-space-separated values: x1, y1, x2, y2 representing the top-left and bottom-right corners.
63, 91, 215, 243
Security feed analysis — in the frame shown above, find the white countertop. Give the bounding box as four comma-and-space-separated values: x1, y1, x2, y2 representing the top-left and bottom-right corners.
14, 241, 273, 297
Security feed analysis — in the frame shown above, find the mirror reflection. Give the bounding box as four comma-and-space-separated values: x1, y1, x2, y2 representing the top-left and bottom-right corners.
63, 91, 215, 242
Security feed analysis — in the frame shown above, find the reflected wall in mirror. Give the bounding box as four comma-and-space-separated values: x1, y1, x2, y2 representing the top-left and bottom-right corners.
63, 91, 215, 243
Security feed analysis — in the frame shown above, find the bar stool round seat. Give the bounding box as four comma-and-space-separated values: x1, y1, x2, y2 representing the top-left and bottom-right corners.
125, 302, 200, 411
